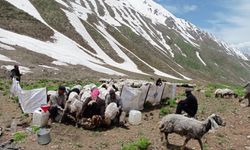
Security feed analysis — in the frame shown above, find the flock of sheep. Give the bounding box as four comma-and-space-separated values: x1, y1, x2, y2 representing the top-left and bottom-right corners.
214, 88, 238, 98
48, 79, 236, 150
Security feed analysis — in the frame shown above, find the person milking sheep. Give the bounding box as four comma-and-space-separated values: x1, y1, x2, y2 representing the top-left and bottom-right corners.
105, 89, 122, 108
81, 88, 105, 118
175, 88, 198, 117
49, 86, 67, 121
10, 65, 22, 82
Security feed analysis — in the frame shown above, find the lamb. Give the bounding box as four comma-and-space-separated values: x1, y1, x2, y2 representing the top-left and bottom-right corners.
60, 91, 83, 127
159, 114, 225, 150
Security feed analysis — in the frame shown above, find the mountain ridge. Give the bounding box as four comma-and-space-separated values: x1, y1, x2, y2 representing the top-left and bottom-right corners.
0, 0, 249, 83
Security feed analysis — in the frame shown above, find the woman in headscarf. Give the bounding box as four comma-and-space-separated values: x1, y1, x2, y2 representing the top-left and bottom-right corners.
81, 88, 105, 118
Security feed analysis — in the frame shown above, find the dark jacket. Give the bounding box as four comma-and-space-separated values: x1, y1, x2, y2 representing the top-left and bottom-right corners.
182, 93, 198, 115
10, 68, 21, 81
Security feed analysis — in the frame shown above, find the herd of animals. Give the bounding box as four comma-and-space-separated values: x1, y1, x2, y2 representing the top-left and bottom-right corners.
44, 78, 249, 150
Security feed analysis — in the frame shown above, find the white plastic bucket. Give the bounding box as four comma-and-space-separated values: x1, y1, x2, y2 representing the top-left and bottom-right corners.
128, 110, 142, 125
32, 108, 49, 127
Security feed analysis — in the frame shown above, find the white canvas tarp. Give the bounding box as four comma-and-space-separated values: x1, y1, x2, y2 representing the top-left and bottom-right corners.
146, 84, 165, 106
162, 83, 177, 100
120, 85, 143, 112
19, 88, 47, 113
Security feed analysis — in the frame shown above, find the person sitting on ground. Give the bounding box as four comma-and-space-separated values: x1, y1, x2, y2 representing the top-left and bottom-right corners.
175, 88, 198, 117
239, 82, 250, 107
10, 65, 22, 82
49, 86, 67, 121
81, 88, 105, 118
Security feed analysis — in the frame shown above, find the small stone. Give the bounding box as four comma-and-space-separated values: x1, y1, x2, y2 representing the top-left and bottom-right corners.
51, 145, 59, 149
245, 146, 250, 150
247, 135, 250, 139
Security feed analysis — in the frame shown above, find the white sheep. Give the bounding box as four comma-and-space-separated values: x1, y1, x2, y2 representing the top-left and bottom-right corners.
214, 88, 238, 98
159, 114, 225, 150
61, 91, 83, 127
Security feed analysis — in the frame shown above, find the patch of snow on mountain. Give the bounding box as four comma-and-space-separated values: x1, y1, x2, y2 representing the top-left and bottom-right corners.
0, 43, 15, 50
0, 54, 16, 62
196, 51, 206, 66
95, 23, 183, 79
63, 9, 145, 75
174, 44, 184, 55
69, 1, 91, 20
52, 61, 68, 66
5, 0, 48, 25
166, 64, 191, 80
1, 65, 32, 74
3, 0, 125, 76
95, 0, 121, 26
0, 28, 124, 76
207, 33, 248, 60
3, 0, 192, 79
55, 0, 69, 8
155, 30, 173, 57
93, 26, 183, 80
39, 65, 59, 71
96, 23, 147, 75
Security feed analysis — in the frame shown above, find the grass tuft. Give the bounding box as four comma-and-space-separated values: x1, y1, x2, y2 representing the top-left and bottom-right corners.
159, 107, 171, 116
13, 131, 27, 143
31, 125, 40, 133
166, 99, 177, 108
122, 137, 151, 150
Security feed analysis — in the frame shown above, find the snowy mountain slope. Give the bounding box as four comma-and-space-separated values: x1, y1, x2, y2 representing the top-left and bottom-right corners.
0, 0, 249, 83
